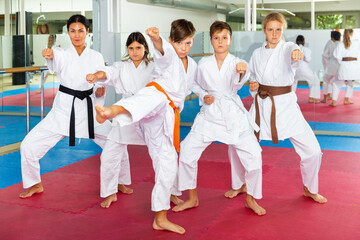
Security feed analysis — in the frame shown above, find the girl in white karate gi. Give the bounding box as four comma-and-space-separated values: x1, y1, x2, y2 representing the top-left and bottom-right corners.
174, 21, 265, 216
293, 35, 321, 103
19, 15, 111, 199
86, 32, 153, 208
248, 12, 327, 204
331, 29, 360, 106
321, 31, 341, 103
93, 20, 197, 234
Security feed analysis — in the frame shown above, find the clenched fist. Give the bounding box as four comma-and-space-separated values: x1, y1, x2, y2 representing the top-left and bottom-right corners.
291, 49, 303, 62
249, 81, 259, 91
204, 95, 215, 105
146, 27, 160, 42
236, 62, 247, 74
86, 74, 98, 84
95, 87, 106, 97
42, 48, 54, 59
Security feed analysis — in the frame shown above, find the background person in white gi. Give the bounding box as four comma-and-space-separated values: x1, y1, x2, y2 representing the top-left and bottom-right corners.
86, 32, 153, 208
93, 20, 197, 234
19, 15, 111, 198
293, 35, 321, 103
321, 31, 341, 103
248, 12, 327, 204
174, 21, 265, 216
331, 29, 360, 106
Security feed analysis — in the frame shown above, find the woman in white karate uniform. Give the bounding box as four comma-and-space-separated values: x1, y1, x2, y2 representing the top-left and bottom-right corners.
293, 35, 321, 103
19, 15, 111, 198
331, 29, 360, 106
86, 32, 153, 208
248, 12, 327, 204
91, 20, 197, 234
321, 31, 341, 103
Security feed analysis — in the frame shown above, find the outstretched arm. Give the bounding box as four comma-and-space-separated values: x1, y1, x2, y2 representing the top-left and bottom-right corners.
146, 27, 164, 55
86, 71, 107, 84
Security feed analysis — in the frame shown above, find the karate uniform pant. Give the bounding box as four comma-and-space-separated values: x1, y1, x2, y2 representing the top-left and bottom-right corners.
247, 122, 321, 194
100, 139, 132, 198
322, 72, 335, 95
21, 124, 108, 189
331, 80, 353, 101
117, 87, 180, 212
178, 130, 263, 199
294, 70, 321, 99
139, 111, 180, 212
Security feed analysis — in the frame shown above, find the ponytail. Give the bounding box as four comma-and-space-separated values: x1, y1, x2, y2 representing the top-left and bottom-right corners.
343, 29, 353, 49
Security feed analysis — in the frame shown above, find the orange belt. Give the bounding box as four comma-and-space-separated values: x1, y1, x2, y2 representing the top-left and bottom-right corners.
146, 82, 180, 152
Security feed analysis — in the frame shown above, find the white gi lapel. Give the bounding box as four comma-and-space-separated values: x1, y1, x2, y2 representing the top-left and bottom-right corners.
260, 40, 285, 82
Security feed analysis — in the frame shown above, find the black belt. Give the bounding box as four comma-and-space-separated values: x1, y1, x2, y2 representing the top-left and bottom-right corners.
59, 85, 94, 146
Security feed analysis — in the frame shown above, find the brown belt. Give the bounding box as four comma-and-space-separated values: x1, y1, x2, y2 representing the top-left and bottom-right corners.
255, 84, 292, 144
342, 57, 357, 61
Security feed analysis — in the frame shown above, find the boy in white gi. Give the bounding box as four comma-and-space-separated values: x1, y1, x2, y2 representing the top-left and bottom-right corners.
331, 29, 360, 106
93, 19, 197, 234
86, 32, 154, 208
19, 15, 111, 198
248, 12, 327, 204
173, 21, 266, 216
321, 31, 341, 103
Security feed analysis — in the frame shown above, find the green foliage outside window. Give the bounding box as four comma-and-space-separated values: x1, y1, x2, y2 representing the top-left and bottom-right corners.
317, 14, 343, 29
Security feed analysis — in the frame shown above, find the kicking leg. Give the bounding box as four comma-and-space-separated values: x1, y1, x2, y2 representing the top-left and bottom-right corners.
95, 104, 130, 123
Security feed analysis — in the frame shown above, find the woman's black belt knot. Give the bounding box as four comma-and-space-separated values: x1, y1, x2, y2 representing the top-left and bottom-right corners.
59, 84, 94, 146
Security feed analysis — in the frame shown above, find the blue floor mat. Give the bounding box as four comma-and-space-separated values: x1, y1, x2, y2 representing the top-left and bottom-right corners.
0, 138, 101, 189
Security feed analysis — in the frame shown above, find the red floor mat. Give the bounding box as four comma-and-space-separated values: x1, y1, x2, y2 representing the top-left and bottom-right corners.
0, 145, 359, 240
2, 88, 58, 107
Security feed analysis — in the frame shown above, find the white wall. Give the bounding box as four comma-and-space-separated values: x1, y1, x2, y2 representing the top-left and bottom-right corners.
118, 0, 226, 34
1, 36, 12, 68
0, 0, 92, 14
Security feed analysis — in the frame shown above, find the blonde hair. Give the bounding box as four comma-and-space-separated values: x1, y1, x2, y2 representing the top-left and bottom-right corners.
262, 12, 288, 30
47, 34, 56, 49
343, 29, 353, 49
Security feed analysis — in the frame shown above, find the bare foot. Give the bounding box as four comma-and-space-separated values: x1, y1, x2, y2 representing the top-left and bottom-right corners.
153, 211, 185, 234
172, 198, 199, 212
303, 186, 327, 204
19, 183, 44, 198
170, 195, 184, 205
118, 184, 133, 194
329, 101, 336, 107
344, 100, 354, 105
320, 98, 327, 103
308, 98, 320, 103
225, 184, 247, 199
95, 104, 111, 124
245, 194, 266, 216
100, 193, 117, 208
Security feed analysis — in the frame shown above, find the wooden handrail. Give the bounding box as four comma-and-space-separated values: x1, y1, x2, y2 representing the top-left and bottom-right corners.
189, 53, 213, 57
0, 54, 213, 74
0, 66, 47, 74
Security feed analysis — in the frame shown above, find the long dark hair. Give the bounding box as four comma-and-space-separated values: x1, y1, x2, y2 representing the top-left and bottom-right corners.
343, 29, 353, 49
125, 32, 150, 65
67, 14, 90, 31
